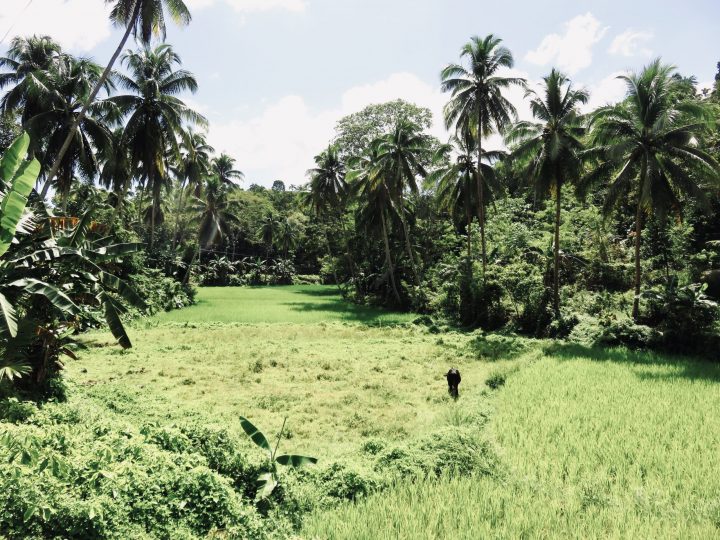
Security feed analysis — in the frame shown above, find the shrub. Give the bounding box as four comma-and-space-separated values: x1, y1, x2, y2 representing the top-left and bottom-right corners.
0, 398, 38, 423
466, 334, 529, 361
316, 462, 380, 501
129, 269, 195, 313
485, 371, 506, 390
642, 279, 719, 352
375, 427, 499, 480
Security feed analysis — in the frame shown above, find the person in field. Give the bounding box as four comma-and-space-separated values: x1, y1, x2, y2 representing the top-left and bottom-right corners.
446, 368, 461, 399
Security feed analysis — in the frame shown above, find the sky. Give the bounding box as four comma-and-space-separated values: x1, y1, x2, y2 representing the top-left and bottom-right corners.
1, 0, 718, 186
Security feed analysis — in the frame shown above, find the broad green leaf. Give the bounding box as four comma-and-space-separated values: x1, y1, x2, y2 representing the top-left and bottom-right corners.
23, 505, 36, 523
0, 133, 30, 186
11, 247, 77, 267
276, 454, 318, 468
239, 416, 271, 453
0, 158, 40, 257
8, 278, 80, 316
0, 291, 17, 337
89, 243, 143, 258
0, 361, 31, 381
68, 206, 95, 247
255, 471, 278, 500
99, 292, 132, 349
99, 272, 146, 309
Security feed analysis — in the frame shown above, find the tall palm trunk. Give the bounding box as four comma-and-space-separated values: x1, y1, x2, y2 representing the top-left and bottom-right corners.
476, 109, 487, 276
553, 182, 561, 317
41, 1, 142, 193
339, 217, 357, 283
632, 159, 648, 321
632, 196, 643, 321
150, 203, 156, 249
465, 202, 472, 259
397, 188, 421, 285
324, 228, 343, 294
381, 208, 401, 304
172, 181, 187, 253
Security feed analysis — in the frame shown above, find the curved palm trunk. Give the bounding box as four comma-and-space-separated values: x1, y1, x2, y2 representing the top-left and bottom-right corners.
41, 2, 142, 192
381, 208, 401, 304
476, 109, 487, 277
553, 182, 561, 317
632, 197, 643, 321
172, 181, 187, 253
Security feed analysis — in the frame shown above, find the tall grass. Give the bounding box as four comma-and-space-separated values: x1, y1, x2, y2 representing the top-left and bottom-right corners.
304, 348, 720, 538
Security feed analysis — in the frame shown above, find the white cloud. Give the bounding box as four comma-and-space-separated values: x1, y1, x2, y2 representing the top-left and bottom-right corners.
205, 72, 446, 185
608, 30, 653, 57
184, 0, 307, 13
583, 71, 629, 112
525, 13, 608, 74
0, 0, 112, 52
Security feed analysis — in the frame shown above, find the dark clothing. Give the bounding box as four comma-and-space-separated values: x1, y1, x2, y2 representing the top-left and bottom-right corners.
446, 368, 461, 398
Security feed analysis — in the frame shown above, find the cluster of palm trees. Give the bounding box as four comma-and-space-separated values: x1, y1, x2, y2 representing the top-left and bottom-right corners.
0, 32, 247, 254
307, 34, 719, 319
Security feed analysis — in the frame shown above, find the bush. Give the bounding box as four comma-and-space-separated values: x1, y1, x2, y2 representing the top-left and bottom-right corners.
643, 279, 719, 352
457, 260, 508, 329
200, 257, 240, 286
375, 427, 499, 480
485, 371, 506, 390
466, 334, 529, 360
316, 462, 380, 501
0, 398, 38, 423
129, 269, 195, 313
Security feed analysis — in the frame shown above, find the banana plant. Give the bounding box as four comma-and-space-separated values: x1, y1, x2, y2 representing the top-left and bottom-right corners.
0, 133, 146, 383
0, 133, 77, 344
239, 416, 317, 500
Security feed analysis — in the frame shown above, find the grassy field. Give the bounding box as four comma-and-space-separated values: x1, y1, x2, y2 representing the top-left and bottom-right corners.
153, 285, 416, 325
73, 286, 489, 459
66, 286, 720, 538
304, 346, 720, 539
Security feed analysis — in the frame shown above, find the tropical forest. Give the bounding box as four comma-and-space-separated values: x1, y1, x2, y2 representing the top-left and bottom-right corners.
0, 0, 719, 538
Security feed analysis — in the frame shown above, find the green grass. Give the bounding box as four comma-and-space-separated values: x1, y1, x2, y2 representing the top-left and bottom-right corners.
303, 344, 720, 539
153, 285, 416, 325
63, 286, 720, 538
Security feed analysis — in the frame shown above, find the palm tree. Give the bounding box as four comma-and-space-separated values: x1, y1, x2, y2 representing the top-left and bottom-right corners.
189, 176, 238, 248
441, 34, 525, 273
276, 217, 302, 257
100, 128, 133, 214
305, 144, 352, 285
212, 153, 244, 185
26, 55, 114, 209
173, 128, 214, 249
0, 35, 62, 125
506, 69, 588, 316
107, 43, 206, 248
348, 142, 402, 304
427, 132, 504, 259
42, 0, 191, 191
259, 213, 280, 257
582, 59, 719, 320
376, 120, 431, 285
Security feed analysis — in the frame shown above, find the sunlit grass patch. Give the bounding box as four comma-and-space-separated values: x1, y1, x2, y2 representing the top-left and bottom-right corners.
152, 285, 417, 325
